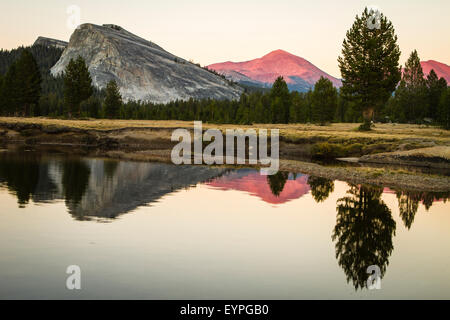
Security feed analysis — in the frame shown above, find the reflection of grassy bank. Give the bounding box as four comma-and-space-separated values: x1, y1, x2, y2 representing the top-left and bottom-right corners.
94, 150, 450, 192
279, 159, 450, 192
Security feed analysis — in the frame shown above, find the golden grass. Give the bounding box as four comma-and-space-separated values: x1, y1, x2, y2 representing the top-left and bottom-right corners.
376, 146, 450, 160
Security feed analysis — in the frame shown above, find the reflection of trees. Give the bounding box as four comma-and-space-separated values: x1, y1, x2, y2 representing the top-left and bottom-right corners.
307, 176, 334, 203
104, 160, 118, 180
396, 192, 419, 229
415, 191, 449, 211
62, 159, 91, 207
332, 184, 396, 290
0, 152, 91, 209
0, 152, 40, 207
396, 190, 450, 229
267, 171, 289, 197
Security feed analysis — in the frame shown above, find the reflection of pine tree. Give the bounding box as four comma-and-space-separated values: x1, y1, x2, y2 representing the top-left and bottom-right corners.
396, 192, 419, 230
267, 171, 289, 197
332, 184, 396, 290
418, 191, 449, 211
62, 159, 91, 207
395, 190, 450, 229
103, 160, 118, 180
307, 176, 334, 203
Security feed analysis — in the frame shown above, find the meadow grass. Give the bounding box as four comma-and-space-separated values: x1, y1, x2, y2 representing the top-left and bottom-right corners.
1, 117, 449, 143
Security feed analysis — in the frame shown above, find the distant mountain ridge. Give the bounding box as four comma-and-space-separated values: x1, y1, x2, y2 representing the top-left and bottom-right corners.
420, 60, 450, 83
50, 23, 242, 103
24, 32, 450, 95
208, 50, 342, 92
33, 37, 68, 50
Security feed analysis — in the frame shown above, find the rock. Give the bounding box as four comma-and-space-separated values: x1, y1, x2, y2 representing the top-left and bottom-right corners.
336, 157, 360, 163
33, 37, 68, 49
51, 23, 243, 103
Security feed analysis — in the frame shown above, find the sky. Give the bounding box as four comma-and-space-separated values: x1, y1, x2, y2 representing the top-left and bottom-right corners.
0, 0, 449, 77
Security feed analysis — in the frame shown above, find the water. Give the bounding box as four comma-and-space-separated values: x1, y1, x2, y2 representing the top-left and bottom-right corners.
0, 149, 449, 299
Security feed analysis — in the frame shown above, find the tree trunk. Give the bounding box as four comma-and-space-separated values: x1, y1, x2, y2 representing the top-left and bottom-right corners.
361, 107, 374, 130
22, 104, 29, 117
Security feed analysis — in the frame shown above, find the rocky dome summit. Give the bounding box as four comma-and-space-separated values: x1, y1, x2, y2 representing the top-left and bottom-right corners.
51, 23, 242, 103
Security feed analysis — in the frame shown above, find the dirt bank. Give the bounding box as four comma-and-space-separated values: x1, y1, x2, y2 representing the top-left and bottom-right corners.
359, 146, 450, 169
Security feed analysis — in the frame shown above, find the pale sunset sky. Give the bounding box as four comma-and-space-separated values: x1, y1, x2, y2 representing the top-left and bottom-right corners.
0, 0, 448, 78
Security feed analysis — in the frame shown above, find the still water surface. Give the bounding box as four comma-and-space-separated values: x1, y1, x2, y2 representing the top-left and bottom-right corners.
0, 150, 449, 299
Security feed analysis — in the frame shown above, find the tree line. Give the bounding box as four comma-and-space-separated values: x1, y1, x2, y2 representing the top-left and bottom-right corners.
0, 8, 449, 129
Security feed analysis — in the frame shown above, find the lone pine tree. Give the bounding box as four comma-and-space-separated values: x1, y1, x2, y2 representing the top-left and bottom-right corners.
338, 7, 401, 130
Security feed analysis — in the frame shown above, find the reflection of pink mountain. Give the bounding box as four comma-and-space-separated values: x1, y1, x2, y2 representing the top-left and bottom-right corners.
207, 171, 310, 204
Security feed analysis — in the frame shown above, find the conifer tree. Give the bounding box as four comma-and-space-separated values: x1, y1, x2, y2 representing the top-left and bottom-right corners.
338, 7, 401, 130
289, 91, 300, 123
311, 77, 338, 125
254, 99, 264, 123
426, 69, 448, 120
64, 56, 93, 117
403, 50, 425, 87
2, 62, 21, 115
438, 88, 450, 130
396, 50, 428, 122
15, 49, 41, 116
270, 76, 290, 123
103, 80, 122, 119
0, 74, 4, 115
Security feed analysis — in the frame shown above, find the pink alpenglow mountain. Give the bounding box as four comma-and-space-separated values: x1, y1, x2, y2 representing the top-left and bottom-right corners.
208, 50, 342, 91
420, 60, 450, 83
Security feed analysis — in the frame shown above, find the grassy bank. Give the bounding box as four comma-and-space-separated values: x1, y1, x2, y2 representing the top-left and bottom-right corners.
1, 117, 449, 158
1, 117, 449, 139
1, 117, 449, 192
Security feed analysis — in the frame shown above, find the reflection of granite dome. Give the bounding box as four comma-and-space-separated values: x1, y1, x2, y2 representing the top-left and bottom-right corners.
66, 161, 227, 220
22, 155, 227, 220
